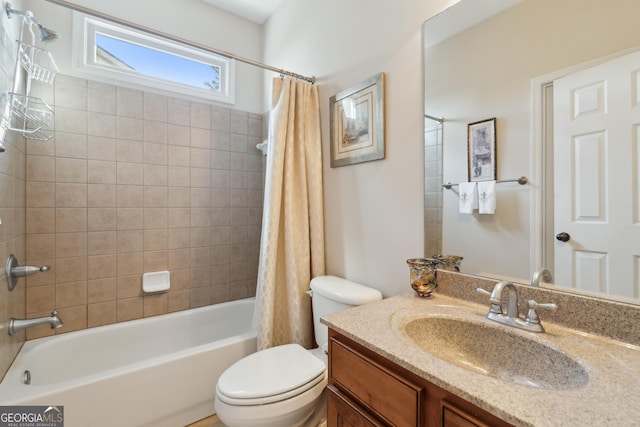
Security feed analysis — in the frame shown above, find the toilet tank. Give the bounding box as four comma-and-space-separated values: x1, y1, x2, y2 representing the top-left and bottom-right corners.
310, 276, 382, 352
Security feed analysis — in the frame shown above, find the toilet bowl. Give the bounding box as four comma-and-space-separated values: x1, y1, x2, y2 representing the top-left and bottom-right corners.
215, 276, 382, 427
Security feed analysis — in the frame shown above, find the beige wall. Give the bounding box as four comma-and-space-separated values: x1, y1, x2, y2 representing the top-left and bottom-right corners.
264, 0, 449, 297
22, 74, 262, 340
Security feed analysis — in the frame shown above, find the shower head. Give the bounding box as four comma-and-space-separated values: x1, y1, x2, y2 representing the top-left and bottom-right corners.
5, 2, 60, 43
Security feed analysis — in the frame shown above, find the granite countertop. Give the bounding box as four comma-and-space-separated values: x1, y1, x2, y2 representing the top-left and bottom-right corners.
322, 293, 640, 427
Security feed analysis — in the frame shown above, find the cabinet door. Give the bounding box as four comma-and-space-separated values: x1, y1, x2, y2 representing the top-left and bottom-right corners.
442, 401, 491, 427
327, 386, 384, 427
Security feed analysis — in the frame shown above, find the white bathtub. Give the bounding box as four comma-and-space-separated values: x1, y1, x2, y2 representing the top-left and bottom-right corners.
0, 298, 257, 427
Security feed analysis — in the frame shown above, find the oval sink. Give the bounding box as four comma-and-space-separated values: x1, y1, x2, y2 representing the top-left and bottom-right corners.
403, 316, 589, 390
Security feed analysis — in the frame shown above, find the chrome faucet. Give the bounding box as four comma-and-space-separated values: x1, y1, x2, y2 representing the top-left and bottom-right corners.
9, 311, 63, 336
531, 268, 552, 287
477, 281, 557, 333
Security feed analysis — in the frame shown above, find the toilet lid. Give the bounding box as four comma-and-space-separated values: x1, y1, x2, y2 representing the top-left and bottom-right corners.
217, 344, 326, 404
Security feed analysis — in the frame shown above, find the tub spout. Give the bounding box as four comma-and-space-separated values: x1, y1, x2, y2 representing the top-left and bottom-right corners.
9, 311, 63, 336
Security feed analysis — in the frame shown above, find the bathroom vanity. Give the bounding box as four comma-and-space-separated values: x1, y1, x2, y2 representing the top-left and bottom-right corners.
322, 272, 640, 427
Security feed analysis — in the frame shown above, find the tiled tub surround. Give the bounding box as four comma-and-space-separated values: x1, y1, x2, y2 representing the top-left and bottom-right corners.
322, 271, 640, 426
24, 75, 263, 339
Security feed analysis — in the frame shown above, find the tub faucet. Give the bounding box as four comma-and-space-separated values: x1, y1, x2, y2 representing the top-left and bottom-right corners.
9, 311, 63, 336
477, 281, 557, 333
531, 268, 552, 287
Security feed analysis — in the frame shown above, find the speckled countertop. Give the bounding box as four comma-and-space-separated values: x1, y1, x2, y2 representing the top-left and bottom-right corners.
322, 291, 640, 427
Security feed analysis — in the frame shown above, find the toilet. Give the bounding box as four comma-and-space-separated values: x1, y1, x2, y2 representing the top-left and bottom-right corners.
214, 275, 383, 427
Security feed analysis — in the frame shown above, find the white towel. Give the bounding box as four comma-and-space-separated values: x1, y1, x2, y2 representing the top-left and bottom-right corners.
477, 180, 496, 214
459, 182, 477, 214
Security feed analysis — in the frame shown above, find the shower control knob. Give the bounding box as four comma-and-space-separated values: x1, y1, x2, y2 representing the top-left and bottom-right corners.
556, 232, 570, 242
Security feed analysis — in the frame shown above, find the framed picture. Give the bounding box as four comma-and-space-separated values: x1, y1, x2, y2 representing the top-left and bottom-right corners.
330, 73, 385, 167
468, 118, 496, 182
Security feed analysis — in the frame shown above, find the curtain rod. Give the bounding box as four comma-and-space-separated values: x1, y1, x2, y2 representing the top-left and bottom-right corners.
45, 0, 316, 84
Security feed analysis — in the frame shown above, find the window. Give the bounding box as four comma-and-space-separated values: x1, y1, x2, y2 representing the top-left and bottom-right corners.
72, 13, 235, 104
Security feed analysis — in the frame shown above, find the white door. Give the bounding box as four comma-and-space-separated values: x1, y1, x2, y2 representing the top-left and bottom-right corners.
553, 50, 640, 298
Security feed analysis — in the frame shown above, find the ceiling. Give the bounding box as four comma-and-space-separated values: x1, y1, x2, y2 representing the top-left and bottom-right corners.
200, 0, 285, 24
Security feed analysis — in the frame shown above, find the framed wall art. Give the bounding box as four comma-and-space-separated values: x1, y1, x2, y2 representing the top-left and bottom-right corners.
329, 72, 385, 167
468, 117, 496, 182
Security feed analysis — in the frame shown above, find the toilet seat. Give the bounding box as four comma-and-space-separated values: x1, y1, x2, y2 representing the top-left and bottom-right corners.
216, 344, 326, 406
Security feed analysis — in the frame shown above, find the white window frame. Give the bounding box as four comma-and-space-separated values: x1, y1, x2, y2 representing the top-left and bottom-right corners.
72, 12, 235, 104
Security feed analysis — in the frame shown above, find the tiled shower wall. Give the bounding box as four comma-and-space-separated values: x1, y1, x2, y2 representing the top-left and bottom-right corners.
424, 120, 442, 256
24, 75, 263, 339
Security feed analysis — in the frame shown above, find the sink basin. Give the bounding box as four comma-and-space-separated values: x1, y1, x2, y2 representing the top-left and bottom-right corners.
403, 316, 589, 390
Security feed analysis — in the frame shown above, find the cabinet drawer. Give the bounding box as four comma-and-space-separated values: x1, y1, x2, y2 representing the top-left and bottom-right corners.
327, 385, 384, 427
442, 401, 491, 427
330, 337, 423, 427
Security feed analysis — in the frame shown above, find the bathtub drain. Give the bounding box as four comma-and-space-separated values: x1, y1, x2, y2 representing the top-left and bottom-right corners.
23, 370, 31, 385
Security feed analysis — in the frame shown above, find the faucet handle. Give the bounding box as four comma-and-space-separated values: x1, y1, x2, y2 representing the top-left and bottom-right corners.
525, 299, 557, 325
476, 287, 491, 297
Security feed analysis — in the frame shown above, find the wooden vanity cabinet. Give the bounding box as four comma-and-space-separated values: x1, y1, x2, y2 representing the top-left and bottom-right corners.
327, 329, 512, 427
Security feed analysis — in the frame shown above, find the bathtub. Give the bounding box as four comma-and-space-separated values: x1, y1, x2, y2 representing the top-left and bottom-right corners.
0, 297, 257, 427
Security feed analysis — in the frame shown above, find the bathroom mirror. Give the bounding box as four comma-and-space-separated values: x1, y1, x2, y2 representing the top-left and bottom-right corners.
424, 0, 640, 304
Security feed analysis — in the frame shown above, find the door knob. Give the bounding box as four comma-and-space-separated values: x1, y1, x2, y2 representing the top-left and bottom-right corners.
556, 232, 570, 242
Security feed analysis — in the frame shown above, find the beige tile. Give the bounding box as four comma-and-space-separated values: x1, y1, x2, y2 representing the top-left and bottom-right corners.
87, 160, 117, 184
88, 277, 117, 303
230, 134, 247, 153
117, 297, 143, 322
191, 168, 211, 188
168, 124, 190, 146
143, 207, 167, 229
88, 184, 117, 208
143, 293, 167, 317
210, 227, 230, 245
55, 133, 87, 159
55, 305, 87, 334
190, 227, 210, 248
55, 257, 87, 283
56, 158, 87, 183
56, 208, 87, 232
117, 140, 143, 163
88, 301, 116, 327
191, 103, 211, 129
191, 263, 211, 283
27, 155, 55, 182
55, 107, 87, 135
168, 167, 190, 188
211, 131, 230, 150
144, 93, 167, 122
117, 252, 143, 276
211, 283, 231, 304
170, 269, 190, 290
211, 108, 230, 132
168, 206, 191, 230
26, 208, 55, 233
55, 232, 87, 258
55, 183, 87, 207
117, 87, 144, 119
116, 230, 143, 253
26, 233, 56, 260
88, 81, 116, 114
191, 128, 211, 149
144, 229, 167, 251
191, 208, 211, 228
116, 208, 143, 230
117, 185, 143, 207
26, 285, 55, 313
55, 75, 87, 110
230, 113, 248, 135
26, 182, 55, 207
168, 102, 190, 126
168, 228, 190, 249
211, 264, 229, 285
56, 281, 87, 308
168, 248, 190, 270
168, 145, 190, 167
88, 112, 117, 138
87, 231, 116, 255
25, 259, 55, 287
169, 188, 190, 207
117, 275, 142, 299
144, 121, 167, 144
211, 171, 230, 189
191, 147, 211, 168
143, 164, 167, 186
211, 149, 230, 170
87, 254, 116, 279
117, 117, 144, 140
191, 188, 211, 208
117, 162, 143, 185
88, 136, 117, 161
190, 286, 210, 307
88, 207, 117, 231
144, 186, 167, 208
168, 289, 190, 312
144, 141, 168, 165
143, 250, 167, 272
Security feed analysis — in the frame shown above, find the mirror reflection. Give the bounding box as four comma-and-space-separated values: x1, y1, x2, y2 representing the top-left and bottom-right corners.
424, 0, 640, 303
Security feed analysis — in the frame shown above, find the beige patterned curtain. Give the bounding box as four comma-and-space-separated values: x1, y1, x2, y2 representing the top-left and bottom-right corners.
253, 77, 325, 350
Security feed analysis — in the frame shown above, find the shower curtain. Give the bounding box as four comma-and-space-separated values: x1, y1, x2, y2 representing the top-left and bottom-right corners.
254, 76, 325, 350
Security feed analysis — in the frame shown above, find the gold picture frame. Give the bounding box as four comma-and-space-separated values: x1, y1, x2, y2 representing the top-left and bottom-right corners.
329, 73, 385, 167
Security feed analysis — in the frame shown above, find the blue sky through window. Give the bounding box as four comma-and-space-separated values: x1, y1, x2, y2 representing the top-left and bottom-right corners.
96, 33, 221, 91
